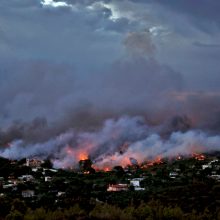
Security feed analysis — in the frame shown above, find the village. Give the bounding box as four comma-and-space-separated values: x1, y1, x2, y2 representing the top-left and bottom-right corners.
0, 153, 220, 200
0, 153, 220, 218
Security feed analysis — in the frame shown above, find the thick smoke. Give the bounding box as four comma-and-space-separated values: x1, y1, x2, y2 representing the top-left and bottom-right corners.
1, 0, 220, 168
0, 37, 184, 143
123, 31, 156, 57
1, 56, 220, 167
1, 116, 220, 169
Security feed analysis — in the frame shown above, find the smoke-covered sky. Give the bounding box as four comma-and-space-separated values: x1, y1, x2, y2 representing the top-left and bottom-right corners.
0, 0, 220, 165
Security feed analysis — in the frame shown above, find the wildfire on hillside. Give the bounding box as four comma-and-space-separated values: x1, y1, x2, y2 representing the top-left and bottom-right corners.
192, 153, 205, 161
65, 145, 89, 162
140, 156, 164, 169
176, 155, 182, 160
63, 143, 208, 172
2, 115, 217, 172
78, 152, 88, 161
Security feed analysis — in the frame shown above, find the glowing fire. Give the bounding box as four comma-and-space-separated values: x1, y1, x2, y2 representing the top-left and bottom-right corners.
65, 145, 88, 163
104, 167, 110, 172
155, 156, 162, 164
177, 155, 182, 160
140, 156, 164, 168
147, 156, 163, 166
193, 153, 205, 161
120, 157, 132, 168
78, 152, 88, 161
63, 140, 207, 172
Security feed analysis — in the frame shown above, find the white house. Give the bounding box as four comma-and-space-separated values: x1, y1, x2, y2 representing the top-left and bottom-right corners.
3, 184, 14, 189
22, 190, 35, 198
210, 175, 220, 181
169, 172, 179, 179
57, 192, 65, 197
18, 175, 34, 182
130, 178, 145, 191
45, 176, 52, 182
202, 164, 212, 170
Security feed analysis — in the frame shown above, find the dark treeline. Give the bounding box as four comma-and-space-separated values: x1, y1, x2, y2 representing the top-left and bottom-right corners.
1, 199, 219, 220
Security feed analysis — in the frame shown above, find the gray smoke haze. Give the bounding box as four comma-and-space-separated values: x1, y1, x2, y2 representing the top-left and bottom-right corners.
1, 116, 220, 169
123, 31, 156, 56
0, 0, 220, 166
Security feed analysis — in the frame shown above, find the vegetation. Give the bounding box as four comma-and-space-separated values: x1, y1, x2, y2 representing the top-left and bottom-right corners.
0, 154, 220, 219
2, 200, 220, 220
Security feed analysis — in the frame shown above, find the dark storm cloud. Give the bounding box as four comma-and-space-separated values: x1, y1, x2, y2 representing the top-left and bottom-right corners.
128, 0, 220, 26
155, 0, 220, 30
193, 42, 220, 49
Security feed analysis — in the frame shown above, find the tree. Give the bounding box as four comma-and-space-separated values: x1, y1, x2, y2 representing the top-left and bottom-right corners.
0, 157, 11, 178
6, 210, 23, 220
64, 204, 86, 219
0, 196, 12, 218
17, 158, 26, 166
41, 159, 52, 169
24, 208, 47, 220
112, 166, 125, 178
38, 194, 55, 210
89, 204, 124, 220
133, 203, 153, 220
162, 206, 183, 220
123, 206, 136, 220
79, 159, 93, 173
11, 199, 27, 214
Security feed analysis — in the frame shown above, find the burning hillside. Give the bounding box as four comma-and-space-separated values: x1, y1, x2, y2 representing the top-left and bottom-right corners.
0, 116, 220, 170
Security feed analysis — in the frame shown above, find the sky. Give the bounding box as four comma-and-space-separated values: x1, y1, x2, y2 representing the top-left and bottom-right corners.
0, 0, 220, 137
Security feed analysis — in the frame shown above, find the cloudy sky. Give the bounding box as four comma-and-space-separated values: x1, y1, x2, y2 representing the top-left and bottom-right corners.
0, 0, 220, 133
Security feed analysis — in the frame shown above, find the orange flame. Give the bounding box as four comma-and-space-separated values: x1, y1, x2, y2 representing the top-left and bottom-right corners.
193, 153, 205, 161
65, 145, 89, 162
120, 157, 132, 168
78, 152, 88, 161
104, 167, 110, 172
153, 156, 163, 164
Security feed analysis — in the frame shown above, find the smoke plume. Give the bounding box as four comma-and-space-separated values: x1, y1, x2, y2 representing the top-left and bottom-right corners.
1, 116, 220, 169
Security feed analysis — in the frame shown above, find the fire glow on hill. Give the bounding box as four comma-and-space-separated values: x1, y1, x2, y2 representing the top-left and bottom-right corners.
0, 116, 220, 170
